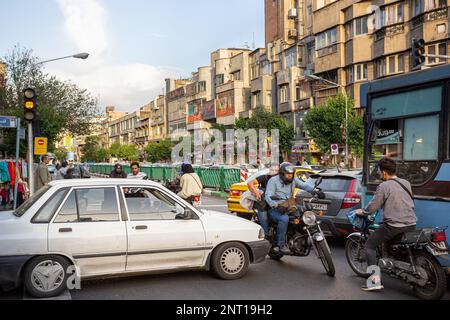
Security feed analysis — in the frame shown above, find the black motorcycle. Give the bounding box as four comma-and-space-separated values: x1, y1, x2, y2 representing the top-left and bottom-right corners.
254, 177, 336, 277
345, 214, 449, 300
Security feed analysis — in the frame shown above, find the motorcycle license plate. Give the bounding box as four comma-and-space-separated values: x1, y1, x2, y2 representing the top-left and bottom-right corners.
311, 203, 328, 211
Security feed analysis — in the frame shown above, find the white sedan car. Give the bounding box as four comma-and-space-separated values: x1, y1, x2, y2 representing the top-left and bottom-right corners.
0, 179, 269, 298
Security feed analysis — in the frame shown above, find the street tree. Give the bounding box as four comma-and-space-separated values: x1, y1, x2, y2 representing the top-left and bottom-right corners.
0, 46, 99, 151
235, 106, 294, 156
145, 139, 173, 163
81, 136, 109, 162
303, 94, 363, 157
118, 144, 139, 162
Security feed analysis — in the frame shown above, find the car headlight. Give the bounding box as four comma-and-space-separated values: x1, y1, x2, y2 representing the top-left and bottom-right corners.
302, 211, 317, 226
259, 228, 265, 240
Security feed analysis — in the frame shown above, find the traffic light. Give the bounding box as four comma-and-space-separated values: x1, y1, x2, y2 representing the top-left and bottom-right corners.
23, 88, 37, 122
412, 39, 426, 68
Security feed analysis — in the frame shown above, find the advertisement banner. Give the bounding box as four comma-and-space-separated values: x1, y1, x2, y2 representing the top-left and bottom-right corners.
217, 90, 235, 117
188, 99, 203, 124
202, 100, 216, 120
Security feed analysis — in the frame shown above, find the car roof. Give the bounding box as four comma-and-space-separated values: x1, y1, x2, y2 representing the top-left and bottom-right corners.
48, 179, 163, 188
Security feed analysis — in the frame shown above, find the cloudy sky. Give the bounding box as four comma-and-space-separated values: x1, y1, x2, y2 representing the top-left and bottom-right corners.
1, 0, 264, 112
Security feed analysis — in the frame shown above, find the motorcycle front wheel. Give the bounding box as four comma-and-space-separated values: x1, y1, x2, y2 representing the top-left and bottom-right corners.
315, 240, 335, 277
413, 252, 447, 300
345, 236, 370, 278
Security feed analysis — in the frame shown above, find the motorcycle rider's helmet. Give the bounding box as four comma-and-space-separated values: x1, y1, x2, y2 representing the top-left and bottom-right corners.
279, 162, 295, 185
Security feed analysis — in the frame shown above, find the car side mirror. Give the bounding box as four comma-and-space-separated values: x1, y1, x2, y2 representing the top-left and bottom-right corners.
184, 208, 197, 220
315, 177, 323, 187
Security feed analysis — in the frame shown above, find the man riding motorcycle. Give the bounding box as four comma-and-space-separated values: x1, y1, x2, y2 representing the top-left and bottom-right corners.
247, 165, 280, 238
355, 157, 417, 292
265, 162, 325, 255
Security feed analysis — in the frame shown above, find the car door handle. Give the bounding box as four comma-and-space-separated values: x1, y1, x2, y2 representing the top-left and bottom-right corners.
59, 228, 73, 233
135, 225, 148, 230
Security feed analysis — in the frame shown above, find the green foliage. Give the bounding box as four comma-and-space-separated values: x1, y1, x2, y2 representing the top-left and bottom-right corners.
109, 143, 122, 158
144, 139, 173, 163
0, 46, 99, 150
118, 144, 139, 162
235, 106, 295, 154
348, 114, 364, 158
303, 94, 363, 156
81, 136, 104, 162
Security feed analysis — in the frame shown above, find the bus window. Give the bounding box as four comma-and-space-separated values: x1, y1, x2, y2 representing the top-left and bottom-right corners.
369, 115, 440, 186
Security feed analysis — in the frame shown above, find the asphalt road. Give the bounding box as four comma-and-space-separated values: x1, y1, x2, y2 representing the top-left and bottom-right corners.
1, 196, 449, 300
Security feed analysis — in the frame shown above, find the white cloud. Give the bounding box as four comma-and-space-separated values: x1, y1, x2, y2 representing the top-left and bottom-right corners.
52, 0, 181, 112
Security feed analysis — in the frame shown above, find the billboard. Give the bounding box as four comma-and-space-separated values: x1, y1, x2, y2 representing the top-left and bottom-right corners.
188, 99, 203, 124
202, 100, 216, 120
217, 90, 235, 117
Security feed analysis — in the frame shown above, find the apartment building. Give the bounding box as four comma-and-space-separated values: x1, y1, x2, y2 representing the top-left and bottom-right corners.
149, 95, 167, 142
100, 106, 127, 149
313, 0, 450, 108
166, 78, 191, 139
212, 48, 252, 126
249, 48, 273, 113
135, 104, 152, 150
265, 0, 319, 163
186, 66, 213, 133
109, 111, 140, 146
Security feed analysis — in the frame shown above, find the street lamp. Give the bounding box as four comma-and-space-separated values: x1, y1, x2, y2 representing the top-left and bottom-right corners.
27, 53, 90, 195
35, 52, 90, 66
306, 74, 349, 168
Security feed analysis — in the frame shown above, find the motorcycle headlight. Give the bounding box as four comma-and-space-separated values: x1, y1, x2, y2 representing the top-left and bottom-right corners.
259, 228, 265, 240
302, 211, 317, 226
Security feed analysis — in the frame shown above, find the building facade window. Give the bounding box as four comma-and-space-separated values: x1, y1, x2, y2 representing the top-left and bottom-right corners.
412, 0, 446, 16
346, 16, 369, 40
427, 42, 448, 64
231, 70, 241, 81
380, 3, 404, 27
215, 74, 224, 86
279, 85, 289, 104
376, 54, 405, 78
316, 28, 337, 50
197, 81, 206, 93
285, 47, 297, 68
262, 61, 272, 75
347, 63, 368, 84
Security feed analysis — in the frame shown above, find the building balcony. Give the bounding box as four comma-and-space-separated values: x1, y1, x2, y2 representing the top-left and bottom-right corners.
375, 23, 405, 42
294, 98, 313, 111
251, 75, 272, 93
239, 109, 253, 119
135, 137, 147, 145
412, 7, 448, 29
315, 44, 341, 74
278, 102, 292, 114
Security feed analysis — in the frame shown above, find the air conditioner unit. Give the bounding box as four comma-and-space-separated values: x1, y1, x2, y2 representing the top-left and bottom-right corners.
288, 8, 298, 19
288, 29, 298, 39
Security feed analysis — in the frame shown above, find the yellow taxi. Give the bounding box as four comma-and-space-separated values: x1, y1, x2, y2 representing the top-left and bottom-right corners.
227, 167, 315, 219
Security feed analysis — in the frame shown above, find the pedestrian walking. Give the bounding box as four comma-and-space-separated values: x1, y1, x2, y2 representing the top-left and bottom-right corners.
35, 153, 53, 191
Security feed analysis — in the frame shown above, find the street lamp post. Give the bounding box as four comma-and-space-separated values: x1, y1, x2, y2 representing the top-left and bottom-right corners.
306, 75, 349, 168
27, 53, 89, 196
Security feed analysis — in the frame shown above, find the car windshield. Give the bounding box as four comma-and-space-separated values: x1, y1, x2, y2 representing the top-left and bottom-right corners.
14, 185, 51, 217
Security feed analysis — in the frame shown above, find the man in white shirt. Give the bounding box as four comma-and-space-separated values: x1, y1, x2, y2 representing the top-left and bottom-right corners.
127, 162, 147, 180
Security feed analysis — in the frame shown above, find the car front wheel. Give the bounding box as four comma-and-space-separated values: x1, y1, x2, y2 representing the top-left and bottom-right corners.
23, 255, 71, 299
211, 242, 250, 280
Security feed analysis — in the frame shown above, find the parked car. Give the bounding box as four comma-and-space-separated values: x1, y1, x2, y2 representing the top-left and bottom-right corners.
227, 167, 315, 219
298, 171, 363, 238
0, 179, 269, 298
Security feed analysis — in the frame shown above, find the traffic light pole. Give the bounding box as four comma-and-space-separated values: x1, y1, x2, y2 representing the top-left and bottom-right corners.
27, 121, 35, 196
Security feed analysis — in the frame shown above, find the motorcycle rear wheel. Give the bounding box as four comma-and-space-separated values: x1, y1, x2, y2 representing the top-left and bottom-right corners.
413, 252, 447, 300
316, 240, 335, 277
345, 236, 370, 278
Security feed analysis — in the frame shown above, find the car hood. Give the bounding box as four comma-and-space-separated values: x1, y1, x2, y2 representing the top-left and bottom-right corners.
201, 210, 256, 224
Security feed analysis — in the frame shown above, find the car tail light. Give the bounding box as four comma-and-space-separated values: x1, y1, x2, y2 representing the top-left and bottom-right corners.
230, 191, 241, 197
432, 232, 447, 242
341, 180, 361, 210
